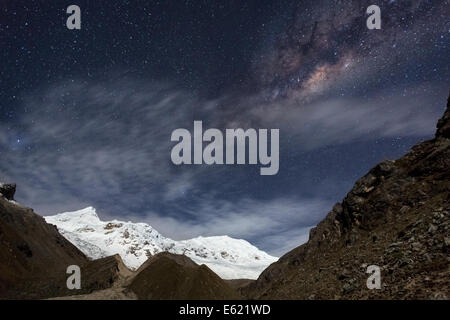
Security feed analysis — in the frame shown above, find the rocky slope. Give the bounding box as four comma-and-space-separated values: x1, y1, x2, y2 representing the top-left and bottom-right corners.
127, 252, 242, 300
45, 207, 277, 279
0, 183, 141, 299
244, 95, 450, 300
0, 188, 87, 299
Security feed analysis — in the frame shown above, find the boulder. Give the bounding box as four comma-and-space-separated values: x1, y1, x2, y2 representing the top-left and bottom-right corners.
0, 183, 16, 200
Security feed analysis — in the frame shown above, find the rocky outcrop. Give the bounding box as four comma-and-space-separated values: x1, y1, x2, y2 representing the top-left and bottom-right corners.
244, 94, 450, 300
436, 94, 450, 138
0, 183, 16, 201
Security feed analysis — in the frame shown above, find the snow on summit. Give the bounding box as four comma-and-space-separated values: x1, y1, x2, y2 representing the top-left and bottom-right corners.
44, 207, 278, 279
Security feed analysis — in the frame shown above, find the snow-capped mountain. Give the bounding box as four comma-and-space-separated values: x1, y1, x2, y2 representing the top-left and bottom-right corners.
44, 207, 278, 280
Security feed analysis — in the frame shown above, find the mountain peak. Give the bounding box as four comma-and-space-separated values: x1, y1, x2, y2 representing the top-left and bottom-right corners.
79, 206, 99, 216
55, 206, 100, 221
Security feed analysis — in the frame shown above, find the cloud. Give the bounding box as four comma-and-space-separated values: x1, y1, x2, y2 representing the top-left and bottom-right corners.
2, 79, 200, 209
248, 84, 447, 150
261, 227, 312, 257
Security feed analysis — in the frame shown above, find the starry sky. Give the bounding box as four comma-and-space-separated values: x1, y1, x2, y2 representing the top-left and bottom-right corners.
0, 0, 449, 256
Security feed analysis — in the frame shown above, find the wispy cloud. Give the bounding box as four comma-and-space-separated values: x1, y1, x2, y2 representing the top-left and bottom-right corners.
1, 77, 446, 257
248, 84, 447, 150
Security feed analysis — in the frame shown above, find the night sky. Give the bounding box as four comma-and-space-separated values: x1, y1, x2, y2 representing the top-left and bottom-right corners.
1, 0, 449, 256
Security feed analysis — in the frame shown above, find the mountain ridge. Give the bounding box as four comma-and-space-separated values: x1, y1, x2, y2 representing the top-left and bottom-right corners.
44, 207, 278, 280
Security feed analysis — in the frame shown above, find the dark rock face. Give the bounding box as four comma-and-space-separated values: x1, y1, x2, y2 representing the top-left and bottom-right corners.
0, 183, 16, 201
0, 195, 88, 299
243, 94, 450, 300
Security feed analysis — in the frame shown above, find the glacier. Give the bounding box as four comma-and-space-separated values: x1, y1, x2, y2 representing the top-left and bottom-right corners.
44, 207, 278, 280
